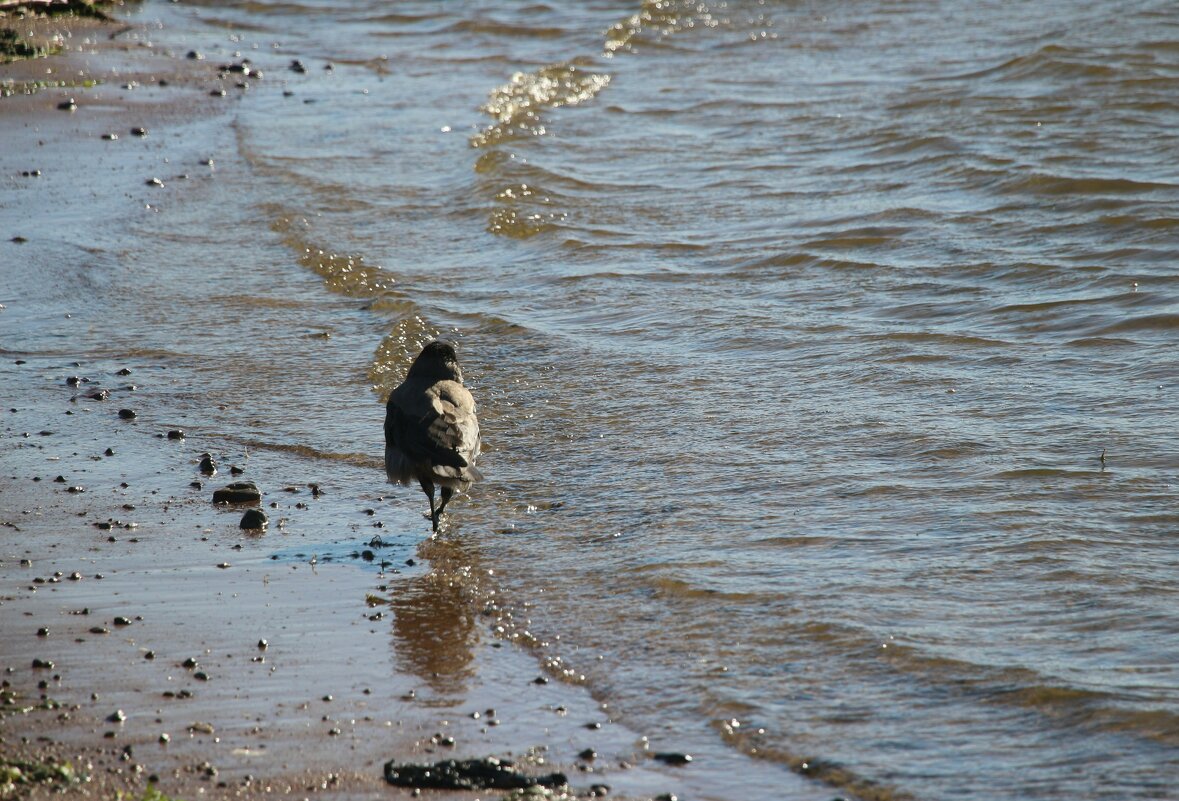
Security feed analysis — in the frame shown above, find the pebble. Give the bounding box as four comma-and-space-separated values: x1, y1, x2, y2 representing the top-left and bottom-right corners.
131, 127, 147, 137
652, 752, 692, 766
167, 429, 184, 440
57, 98, 77, 111
240, 508, 268, 530
118, 408, 137, 419
199, 453, 217, 474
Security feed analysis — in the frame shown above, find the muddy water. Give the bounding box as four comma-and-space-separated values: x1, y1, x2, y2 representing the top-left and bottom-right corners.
4, 0, 1179, 799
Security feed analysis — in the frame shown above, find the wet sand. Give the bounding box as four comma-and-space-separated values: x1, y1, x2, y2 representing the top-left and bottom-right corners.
0, 8, 699, 801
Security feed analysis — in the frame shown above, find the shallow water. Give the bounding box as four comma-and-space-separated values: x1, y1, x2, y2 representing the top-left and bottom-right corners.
4, 0, 1179, 799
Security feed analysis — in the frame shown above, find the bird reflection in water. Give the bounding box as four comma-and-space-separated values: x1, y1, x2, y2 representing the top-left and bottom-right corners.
388, 533, 484, 697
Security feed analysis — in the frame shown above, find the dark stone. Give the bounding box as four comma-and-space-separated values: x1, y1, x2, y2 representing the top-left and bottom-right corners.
166, 429, 184, 440
383, 758, 567, 791
653, 752, 692, 766
212, 481, 261, 504
290, 59, 307, 73
131, 127, 147, 137
199, 454, 217, 475
240, 509, 268, 530
578, 749, 596, 761
118, 408, 137, 419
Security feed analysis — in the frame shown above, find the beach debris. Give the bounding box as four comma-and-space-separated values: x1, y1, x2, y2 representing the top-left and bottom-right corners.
384, 757, 567, 792
212, 481, 260, 504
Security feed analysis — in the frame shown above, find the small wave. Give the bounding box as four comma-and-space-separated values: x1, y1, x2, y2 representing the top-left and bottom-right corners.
941, 44, 1125, 84
715, 725, 915, 801
470, 60, 610, 148
1090, 313, 1179, 335
993, 467, 1101, 480
604, 0, 723, 57
879, 331, 1010, 348
269, 211, 401, 299
220, 437, 382, 470
1001, 173, 1176, 197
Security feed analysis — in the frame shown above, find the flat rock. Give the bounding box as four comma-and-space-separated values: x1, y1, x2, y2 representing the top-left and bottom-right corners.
212, 481, 261, 504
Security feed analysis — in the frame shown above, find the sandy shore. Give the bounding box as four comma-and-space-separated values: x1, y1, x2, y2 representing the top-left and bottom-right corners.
0, 6, 694, 801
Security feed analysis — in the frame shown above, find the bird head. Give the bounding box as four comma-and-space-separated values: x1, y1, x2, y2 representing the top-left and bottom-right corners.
407, 340, 463, 383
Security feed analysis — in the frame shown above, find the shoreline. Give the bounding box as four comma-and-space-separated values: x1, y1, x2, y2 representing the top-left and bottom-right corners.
0, 5, 697, 801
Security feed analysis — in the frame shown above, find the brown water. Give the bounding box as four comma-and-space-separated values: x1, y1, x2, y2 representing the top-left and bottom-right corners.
3, 1, 1179, 799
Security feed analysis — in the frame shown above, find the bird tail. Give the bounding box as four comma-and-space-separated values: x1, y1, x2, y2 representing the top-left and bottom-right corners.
384, 446, 415, 485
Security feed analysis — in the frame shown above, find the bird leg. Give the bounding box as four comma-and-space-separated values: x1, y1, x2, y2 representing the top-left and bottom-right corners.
417, 476, 439, 532
436, 486, 455, 519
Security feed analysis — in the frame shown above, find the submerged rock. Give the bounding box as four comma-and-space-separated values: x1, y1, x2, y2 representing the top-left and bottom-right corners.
383, 758, 566, 792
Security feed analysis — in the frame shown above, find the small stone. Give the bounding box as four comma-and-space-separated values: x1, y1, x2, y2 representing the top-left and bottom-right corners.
118, 408, 137, 419
113, 616, 132, 626
32, 658, 54, 669
144, 651, 155, 660
105, 447, 115, 456
131, 127, 147, 137
37, 627, 49, 637
102, 132, 119, 140
146, 177, 165, 187
183, 657, 198, 669
257, 639, 268, 650
578, 749, 596, 761
108, 709, 126, 723
58, 98, 77, 111
240, 509, 268, 530
167, 429, 184, 440
199, 454, 216, 475
532, 676, 549, 685
159, 733, 170, 744
652, 752, 692, 766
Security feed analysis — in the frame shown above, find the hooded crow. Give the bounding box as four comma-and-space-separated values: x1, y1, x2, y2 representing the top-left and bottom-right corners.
384, 341, 482, 531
